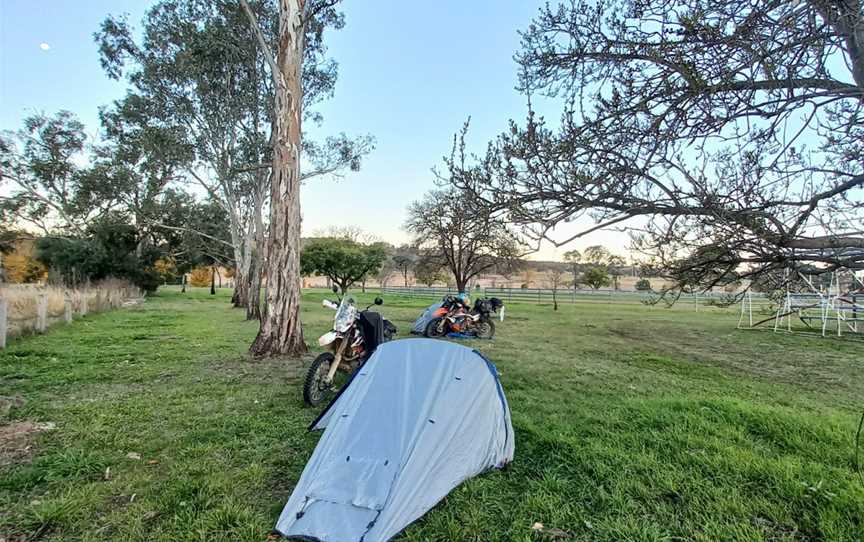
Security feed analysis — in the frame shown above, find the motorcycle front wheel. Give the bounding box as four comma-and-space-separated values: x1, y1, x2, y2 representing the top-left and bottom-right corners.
303, 352, 347, 406
424, 317, 448, 338
475, 319, 495, 339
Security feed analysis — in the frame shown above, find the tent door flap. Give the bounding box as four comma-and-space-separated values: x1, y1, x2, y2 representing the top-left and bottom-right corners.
307, 456, 396, 511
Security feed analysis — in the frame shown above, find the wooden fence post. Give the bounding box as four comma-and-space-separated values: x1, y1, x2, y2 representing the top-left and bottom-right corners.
81, 293, 88, 316
64, 296, 73, 323
36, 294, 47, 333
0, 298, 7, 349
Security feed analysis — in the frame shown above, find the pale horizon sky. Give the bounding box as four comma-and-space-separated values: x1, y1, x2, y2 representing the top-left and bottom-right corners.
0, 0, 629, 261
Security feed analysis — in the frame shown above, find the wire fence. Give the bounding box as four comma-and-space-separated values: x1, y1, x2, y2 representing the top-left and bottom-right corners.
0, 283, 145, 347
380, 285, 776, 311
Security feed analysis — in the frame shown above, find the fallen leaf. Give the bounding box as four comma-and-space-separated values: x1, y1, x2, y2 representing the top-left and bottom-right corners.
531, 522, 544, 531
103, 466, 112, 480
146, 459, 159, 465
142, 511, 158, 521
126, 452, 141, 460
267, 533, 281, 541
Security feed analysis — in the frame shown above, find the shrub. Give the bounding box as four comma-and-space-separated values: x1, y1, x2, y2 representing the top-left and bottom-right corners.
635, 278, 652, 291
189, 267, 212, 287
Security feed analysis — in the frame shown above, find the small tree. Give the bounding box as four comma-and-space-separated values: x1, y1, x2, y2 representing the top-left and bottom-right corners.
545, 264, 566, 311
582, 246, 626, 289
392, 245, 419, 287
301, 238, 387, 294
563, 250, 581, 291
406, 188, 524, 292
607, 255, 625, 290
582, 267, 611, 290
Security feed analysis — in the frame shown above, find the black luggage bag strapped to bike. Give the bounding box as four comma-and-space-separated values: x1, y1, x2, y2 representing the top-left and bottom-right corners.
358, 310, 385, 353
358, 311, 397, 354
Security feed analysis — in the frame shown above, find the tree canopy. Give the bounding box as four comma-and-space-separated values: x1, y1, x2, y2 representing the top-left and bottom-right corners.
581, 267, 611, 290
406, 187, 525, 292
301, 237, 387, 294
449, 0, 864, 293
0, 112, 108, 235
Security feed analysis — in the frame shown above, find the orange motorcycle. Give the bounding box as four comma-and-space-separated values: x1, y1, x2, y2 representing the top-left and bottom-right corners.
424, 296, 503, 339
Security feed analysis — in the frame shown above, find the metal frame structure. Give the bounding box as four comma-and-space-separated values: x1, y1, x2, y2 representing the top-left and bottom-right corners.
738, 271, 864, 337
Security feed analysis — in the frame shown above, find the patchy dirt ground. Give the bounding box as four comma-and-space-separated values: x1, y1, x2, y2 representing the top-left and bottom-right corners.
0, 420, 53, 467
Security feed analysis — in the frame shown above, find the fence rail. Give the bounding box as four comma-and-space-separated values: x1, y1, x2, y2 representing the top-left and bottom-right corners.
380, 285, 775, 310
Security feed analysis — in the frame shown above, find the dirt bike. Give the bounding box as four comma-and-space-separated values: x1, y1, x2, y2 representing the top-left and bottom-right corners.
424, 296, 503, 339
303, 288, 397, 406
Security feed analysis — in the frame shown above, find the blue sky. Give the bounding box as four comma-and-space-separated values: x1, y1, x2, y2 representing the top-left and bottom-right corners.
0, 0, 624, 259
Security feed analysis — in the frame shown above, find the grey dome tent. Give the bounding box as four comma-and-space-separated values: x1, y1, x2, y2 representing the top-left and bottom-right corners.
274, 338, 514, 541
410, 301, 443, 334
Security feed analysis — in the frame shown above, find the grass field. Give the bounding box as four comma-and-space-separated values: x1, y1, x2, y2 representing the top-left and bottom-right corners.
1, 287, 862, 541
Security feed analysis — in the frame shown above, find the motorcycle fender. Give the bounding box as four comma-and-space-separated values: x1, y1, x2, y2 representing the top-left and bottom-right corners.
318, 330, 338, 347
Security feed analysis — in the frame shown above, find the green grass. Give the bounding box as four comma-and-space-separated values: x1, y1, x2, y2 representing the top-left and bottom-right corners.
1, 287, 862, 541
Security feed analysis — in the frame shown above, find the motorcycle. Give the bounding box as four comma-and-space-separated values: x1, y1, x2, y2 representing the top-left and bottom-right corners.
303, 288, 397, 406
424, 296, 503, 339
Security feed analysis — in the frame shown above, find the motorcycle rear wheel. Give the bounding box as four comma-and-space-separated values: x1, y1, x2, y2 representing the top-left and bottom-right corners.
475, 319, 495, 339
424, 317, 448, 338
303, 352, 346, 406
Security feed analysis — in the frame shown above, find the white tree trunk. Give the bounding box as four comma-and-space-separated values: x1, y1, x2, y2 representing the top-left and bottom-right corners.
249, 0, 306, 356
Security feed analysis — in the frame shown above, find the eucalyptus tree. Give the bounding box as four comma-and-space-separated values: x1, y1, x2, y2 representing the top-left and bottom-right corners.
96, 0, 275, 313
96, 0, 368, 326
451, 0, 864, 293
0, 111, 115, 235
93, 95, 196, 258
153, 188, 234, 276
583, 246, 625, 289
240, 0, 352, 356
